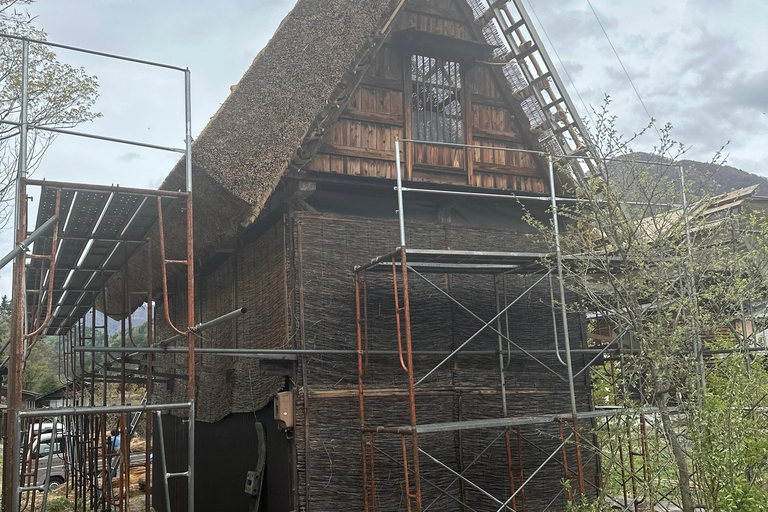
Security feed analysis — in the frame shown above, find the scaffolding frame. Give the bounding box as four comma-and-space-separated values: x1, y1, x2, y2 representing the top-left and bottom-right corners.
0, 33, 196, 512
0, 11, 759, 510
350, 135, 736, 511
350, 138, 598, 512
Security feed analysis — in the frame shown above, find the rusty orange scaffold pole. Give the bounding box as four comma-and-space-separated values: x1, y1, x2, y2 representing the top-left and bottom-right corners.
6, 39, 30, 512
355, 273, 376, 512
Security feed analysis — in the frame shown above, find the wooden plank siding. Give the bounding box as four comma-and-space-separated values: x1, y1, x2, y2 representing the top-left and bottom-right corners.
399, 0, 474, 40
306, 0, 547, 194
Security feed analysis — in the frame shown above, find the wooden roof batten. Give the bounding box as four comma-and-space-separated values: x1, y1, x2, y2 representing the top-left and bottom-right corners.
466, 0, 598, 180
391, 27, 499, 63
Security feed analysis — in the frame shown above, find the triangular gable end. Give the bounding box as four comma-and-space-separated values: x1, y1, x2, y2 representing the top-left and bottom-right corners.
107, 0, 571, 319
303, 0, 558, 197
158, 0, 566, 253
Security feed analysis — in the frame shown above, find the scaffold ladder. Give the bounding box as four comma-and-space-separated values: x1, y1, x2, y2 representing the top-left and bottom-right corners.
504, 427, 525, 511
128, 393, 148, 434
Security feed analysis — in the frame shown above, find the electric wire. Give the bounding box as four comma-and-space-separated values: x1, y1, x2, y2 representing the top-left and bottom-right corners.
584, 0, 661, 138
515, 0, 732, 202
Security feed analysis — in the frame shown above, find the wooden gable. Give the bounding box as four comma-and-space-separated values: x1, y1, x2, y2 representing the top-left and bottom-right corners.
307, 0, 548, 195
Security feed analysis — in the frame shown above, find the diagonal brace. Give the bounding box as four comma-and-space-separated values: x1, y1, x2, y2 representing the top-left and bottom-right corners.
413, 270, 562, 385
419, 447, 516, 511
495, 434, 573, 512
423, 427, 509, 512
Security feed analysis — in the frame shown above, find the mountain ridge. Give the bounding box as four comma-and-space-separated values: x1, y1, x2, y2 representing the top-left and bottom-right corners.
607, 152, 768, 200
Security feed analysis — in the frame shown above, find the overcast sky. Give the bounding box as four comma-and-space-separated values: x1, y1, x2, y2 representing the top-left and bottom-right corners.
2, 0, 767, 295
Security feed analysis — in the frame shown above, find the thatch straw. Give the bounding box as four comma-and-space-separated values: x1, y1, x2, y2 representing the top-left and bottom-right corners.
102, 0, 402, 318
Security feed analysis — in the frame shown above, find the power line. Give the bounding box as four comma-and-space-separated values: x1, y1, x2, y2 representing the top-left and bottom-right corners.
585, 0, 661, 138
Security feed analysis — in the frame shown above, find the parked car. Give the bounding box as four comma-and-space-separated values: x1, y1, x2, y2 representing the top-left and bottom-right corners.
30, 422, 65, 437
23, 430, 67, 491
23, 429, 146, 493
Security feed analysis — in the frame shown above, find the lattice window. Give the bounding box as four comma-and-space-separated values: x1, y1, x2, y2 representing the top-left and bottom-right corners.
411, 55, 463, 144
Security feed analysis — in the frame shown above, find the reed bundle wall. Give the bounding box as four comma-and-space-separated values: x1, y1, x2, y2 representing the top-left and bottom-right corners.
293, 213, 596, 511
152, 209, 597, 510
153, 220, 288, 422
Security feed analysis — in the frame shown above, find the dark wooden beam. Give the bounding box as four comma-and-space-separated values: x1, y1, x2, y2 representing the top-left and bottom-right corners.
403, 55, 414, 179
319, 143, 398, 163
360, 75, 404, 91
472, 127, 522, 143
412, 162, 467, 176
463, 74, 474, 185
471, 92, 510, 109
404, 2, 468, 24
339, 108, 403, 127
473, 162, 540, 177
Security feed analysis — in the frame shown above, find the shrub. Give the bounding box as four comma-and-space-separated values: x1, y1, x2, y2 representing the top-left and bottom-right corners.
47, 498, 72, 512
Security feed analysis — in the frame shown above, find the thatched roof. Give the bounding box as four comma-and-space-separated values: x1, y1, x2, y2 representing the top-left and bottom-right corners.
104, 0, 403, 315
163, 0, 402, 218
104, 0, 569, 317
638, 184, 760, 241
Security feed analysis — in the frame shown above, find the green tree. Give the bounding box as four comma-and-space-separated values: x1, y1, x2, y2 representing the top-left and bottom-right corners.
696, 357, 768, 511
1, 0, 100, 227
0, 294, 10, 342
530, 103, 768, 512
21, 335, 57, 392
0, 294, 10, 315
34, 372, 57, 394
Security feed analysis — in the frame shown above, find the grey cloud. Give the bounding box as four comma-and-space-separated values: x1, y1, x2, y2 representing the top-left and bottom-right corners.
686, 0, 734, 10
528, 0, 618, 44
119, 152, 142, 163
602, 64, 639, 92
528, 0, 766, 173
559, 59, 584, 77
729, 70, 768, 111
679, 29, 742, 81
601, 21, 759, 160
620, 30, 675, 58
729, 154, 768, 175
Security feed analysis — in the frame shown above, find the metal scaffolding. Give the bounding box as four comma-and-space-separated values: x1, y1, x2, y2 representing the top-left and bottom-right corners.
349, 138, 595, 512
0, 9, 756, 511
467, 0, 598, 180
0, 33, 196, 512
349, 138, 715, 512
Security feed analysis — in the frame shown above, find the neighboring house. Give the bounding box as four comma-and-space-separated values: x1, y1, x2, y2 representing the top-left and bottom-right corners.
693, 186, 768, 347
107, 1, 597, 510
590, 185, 768, 361
0, 386, 38, 409
33, 385, 68, 409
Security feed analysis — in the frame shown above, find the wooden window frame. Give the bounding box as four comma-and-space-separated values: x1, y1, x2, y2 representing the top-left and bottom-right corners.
403, 53, 473, 183
393, 29, 493, 183
409, 54, 464, 145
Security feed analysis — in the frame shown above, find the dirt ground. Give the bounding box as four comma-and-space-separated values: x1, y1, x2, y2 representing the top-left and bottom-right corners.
32, 487, 157, 512
27, 454, 154, 512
